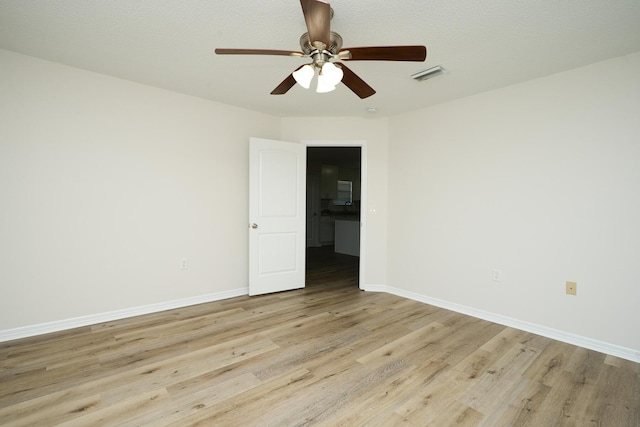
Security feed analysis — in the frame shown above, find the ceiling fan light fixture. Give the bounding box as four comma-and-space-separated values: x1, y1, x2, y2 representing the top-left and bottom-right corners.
316, 77, 336, 93
215, 0, 428, 98
320, 62, 343, 87
292, 64, 315, 89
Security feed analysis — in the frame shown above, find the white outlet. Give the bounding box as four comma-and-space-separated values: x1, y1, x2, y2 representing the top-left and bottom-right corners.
492, 269, 502, 282
180, 259, 188, 270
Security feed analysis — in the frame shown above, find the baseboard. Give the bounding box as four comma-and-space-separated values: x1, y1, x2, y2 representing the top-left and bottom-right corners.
5, 284, 639, 364
0, 287, 248, 343
362, 284, 640, 363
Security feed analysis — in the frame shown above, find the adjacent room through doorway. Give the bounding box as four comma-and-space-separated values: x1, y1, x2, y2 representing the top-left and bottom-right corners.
306, 146, 362, 288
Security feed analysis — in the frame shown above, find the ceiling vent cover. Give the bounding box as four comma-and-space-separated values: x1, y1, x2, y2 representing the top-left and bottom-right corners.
412, 65, 446, 81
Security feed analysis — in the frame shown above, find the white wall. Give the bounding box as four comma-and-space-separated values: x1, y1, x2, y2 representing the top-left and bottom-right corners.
388, 52, 640, 354
0, 49, 280, 331
281, 117, 389, 288
4, 45, 639, 360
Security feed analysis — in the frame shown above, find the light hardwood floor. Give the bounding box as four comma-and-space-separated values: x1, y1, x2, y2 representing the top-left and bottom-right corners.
1, 246, 639, 426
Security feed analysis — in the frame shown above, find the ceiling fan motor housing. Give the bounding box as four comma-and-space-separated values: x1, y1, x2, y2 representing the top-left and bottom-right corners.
300, 32, 343, 55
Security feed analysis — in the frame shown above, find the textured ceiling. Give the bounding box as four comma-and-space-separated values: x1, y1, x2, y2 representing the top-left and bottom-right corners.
2, 0, 640, 117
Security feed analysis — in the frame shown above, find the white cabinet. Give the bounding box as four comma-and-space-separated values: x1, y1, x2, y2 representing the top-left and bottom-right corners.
334, 219, 360, 256
320, 165, 338, 199
320, 217, 335, 245
352, 168, 361, 201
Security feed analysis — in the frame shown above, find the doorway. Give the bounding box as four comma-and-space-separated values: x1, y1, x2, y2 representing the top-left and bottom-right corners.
305, 144, 364, 288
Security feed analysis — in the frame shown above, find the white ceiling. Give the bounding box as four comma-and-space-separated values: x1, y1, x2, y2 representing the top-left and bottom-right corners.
2, 0, 640, 118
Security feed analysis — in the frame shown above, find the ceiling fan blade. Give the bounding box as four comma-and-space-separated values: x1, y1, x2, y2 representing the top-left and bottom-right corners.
215, 48, 305, 57
339, 64, 376, 99
300, 0, 331, 49
271, 66, 305, 95
340, 46, 427, 62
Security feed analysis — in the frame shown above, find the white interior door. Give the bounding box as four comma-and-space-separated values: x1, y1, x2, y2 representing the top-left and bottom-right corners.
249, 137, 306, 296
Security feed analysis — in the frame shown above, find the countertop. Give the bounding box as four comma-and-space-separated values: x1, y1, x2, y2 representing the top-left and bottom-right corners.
321, 212, 360, 221
333, 216, 360, 222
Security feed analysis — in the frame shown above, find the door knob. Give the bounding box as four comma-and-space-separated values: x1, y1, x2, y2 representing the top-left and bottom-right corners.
251, 223, 258, 229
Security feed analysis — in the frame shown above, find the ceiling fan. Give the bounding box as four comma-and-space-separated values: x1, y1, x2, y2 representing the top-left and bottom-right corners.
215, 0, 427, 99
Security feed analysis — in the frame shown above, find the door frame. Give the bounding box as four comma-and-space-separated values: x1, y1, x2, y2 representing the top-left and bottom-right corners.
303, 140, 367, 290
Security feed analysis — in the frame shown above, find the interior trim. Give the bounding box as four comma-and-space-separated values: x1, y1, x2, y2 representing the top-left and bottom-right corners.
303, 140, 367, 290
4, 283, 639, 364
363, 284, 640, 363
0, 288, 248, 343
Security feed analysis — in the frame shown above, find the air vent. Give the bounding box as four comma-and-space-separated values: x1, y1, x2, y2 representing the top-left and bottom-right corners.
411, 65, 446, 81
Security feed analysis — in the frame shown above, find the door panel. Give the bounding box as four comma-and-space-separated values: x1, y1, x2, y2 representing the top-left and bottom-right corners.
249, 137, 306, 296
259, 232, 297, 274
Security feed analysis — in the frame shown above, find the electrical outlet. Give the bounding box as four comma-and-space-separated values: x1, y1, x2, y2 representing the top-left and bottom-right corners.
181, 259, 188, 270
566, 281, 577, 295
492, 269, 502, 282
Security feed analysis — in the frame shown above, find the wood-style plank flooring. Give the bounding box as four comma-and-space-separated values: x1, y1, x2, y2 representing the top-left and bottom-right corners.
1, 246, 639, 426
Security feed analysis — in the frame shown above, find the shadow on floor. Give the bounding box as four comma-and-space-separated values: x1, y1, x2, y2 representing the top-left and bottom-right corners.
305, 245, 359, 288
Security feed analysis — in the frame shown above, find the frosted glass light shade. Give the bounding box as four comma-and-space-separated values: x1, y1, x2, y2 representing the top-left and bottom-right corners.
316, 78, 336, 93
292, 64, 314, 89
321, 62, 343, 86
316, 62, 343, 93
